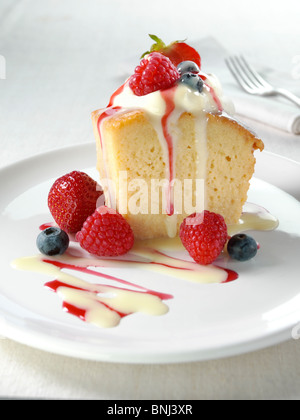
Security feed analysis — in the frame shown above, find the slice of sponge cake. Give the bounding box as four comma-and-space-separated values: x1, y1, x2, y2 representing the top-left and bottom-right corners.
92, 107, 263, 240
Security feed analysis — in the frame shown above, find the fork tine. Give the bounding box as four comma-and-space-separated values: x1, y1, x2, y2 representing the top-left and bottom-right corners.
238, 56, 272, 89
232, 56, 262, 89
226, 55, 300, 105
225, 56, 256, 92
226, 55, 272, 93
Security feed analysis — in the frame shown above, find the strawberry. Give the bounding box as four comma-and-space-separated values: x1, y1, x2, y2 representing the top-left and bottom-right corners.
142, 34, 201, 68
48, 171, 104, 234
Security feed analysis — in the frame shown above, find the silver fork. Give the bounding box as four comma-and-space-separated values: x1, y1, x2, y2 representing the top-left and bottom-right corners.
225, 55, 300, 107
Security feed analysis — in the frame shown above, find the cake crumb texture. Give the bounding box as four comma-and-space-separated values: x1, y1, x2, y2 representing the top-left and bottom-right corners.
92, 109, 264, 240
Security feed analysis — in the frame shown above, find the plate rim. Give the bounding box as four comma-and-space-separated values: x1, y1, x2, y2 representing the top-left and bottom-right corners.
0, 314, 293, 363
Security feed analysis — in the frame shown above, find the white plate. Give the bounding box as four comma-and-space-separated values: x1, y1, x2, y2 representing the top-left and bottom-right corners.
1, 143, 300, 364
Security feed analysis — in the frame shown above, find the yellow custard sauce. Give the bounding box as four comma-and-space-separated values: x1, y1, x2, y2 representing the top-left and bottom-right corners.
12, 203, 279, 329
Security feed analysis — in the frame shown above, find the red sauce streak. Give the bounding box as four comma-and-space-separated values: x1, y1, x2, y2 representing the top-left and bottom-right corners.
97, 106, 121, 148
36, 231, 239, 327
39, 222, 55, 230
42, 257, 173, 325
62, 302, 87, 322
43, 258, 173, 300
96, 83, 126, 147
220, 268, 239, 283
107, 82, 126, 107
161, 87, 177, 216
40, 244, 238, 326
153, 250, 239, 282
95, 82, 126, 149
44, 280, 128, 321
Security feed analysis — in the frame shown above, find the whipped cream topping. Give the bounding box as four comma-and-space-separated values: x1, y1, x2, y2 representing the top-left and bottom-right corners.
175, 72, 235, 115
113, 82, 166, 116
111, 71, 234, 117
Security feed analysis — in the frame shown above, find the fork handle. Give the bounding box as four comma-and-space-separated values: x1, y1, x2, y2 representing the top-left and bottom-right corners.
275, 88, 300, 107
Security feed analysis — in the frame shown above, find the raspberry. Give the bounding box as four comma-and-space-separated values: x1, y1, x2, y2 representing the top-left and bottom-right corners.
75, 206, 134, 257
179, 211, 228, 265
48, 171, 104, 234
129, 52, 180, 96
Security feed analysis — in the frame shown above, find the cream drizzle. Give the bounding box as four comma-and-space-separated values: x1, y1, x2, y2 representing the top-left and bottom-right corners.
12, 254, 171, 328
11, 204, 278, 329
227, 203, 279, 236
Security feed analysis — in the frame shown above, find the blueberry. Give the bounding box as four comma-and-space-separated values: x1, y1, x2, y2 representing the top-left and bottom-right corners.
227, 234, 258, 262
178, 72, 204, 93
37, 227, 69, 256
177, 61, 200, 75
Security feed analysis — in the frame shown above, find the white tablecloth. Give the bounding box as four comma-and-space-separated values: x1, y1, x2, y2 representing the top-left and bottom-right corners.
1, 0, 300, 400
